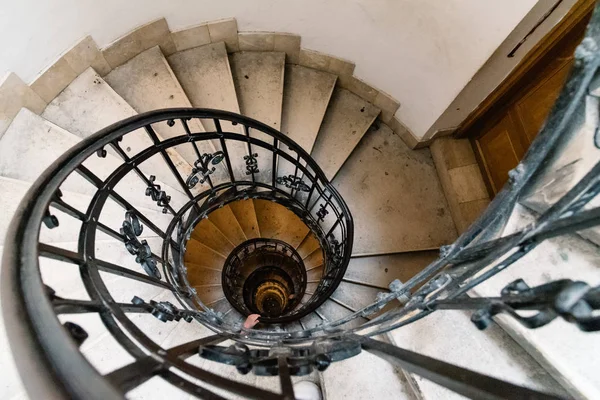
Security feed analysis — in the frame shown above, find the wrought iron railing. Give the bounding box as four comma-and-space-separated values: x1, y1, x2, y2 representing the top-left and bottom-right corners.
222, 238, 307, 321
2, 5, 600, 399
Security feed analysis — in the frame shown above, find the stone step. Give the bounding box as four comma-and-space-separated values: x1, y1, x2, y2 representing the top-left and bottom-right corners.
229, 199, 261, 240
316, 299, 367, 330
230, 51, 285, 130
104, 45, 218, 185
229, 51, 285, 184
190, 217, 235, 257
299, 311, 323, 330
222, 307, 245, 327
0, 108, 187, 213
345, 251, 439, 289
207, 205, 247, 246
305, 282, 319, 294
168, 42, 240, 116
303, 248, 324, 270
388, 308, 568, 399
332, 122, 457, 255
38, 237, 164, 303
310, 88, 380, 180
316, 299, 368, 329
184, 238, 227, 273
277, 65, 337, 192
195, 285, 226, 306
296, 232, 321, 257
253, 199, 309, 248
41, 67, 189, 193
0, 177, 167, 247
281, 65, 337, 154
321, 342, 416, 400
330, 281, 381, 314
167, 42, 250, 182
306, 265, 324, 282
127, 317, 213, 399
185, 263, 222, 287
471, 205, 600, 399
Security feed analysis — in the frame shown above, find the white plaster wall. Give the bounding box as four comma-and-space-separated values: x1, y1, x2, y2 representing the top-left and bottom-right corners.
0, 0, 536, 138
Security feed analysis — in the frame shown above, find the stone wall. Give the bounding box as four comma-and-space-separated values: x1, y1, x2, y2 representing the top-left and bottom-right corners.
430, 137, 490, 233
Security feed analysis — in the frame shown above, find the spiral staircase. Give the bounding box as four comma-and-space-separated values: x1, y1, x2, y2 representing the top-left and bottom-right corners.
1, 10, 600, 400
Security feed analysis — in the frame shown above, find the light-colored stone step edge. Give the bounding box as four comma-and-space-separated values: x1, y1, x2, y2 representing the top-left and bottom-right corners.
351, 246, 443, 258
253, 199, 309, 248
40, 67, 191, 194
233, 31, 399, 123
303, 248, 324, 271
305, 265, 324, 282
296, 231, 321, 257
387, 308, 569, 400
320, 339, 418, 400
329, 281, 396, 322
332, 121, 457, 255
346, 250, 441, 289
229, 51, 285, 185
280, 64, 337, 155
103, 45, 218, 174
0, 108, 187, 215
185, 262, 223, 288
1, 17, 407, 148
310, 87, 381, 180
228, 199, 261, 240
317, 299, 368, 330
184, 238, 227, 272
166, 41, 246, 175
193, 286, 226, 305
207, 205, 248, 246
229, 51, 285, 129
0, 176, 167, 247
469, 205, 600, 399
190, 218, 236, 257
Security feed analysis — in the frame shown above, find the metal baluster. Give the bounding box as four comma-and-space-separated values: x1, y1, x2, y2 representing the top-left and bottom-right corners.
75, 165, 179, 251
181, 118, 215, 189
272, 137, 278, 188
214, 119, 235, 183
144, 124, 201, 214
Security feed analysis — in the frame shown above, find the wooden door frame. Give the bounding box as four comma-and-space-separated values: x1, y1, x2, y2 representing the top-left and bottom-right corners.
454, 0, 595, 139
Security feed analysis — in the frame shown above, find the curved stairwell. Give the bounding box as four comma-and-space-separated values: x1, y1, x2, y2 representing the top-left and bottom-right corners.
1, 13, 599, 400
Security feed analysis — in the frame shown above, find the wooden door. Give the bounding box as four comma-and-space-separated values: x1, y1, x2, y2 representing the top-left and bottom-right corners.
470, 9, 591, 197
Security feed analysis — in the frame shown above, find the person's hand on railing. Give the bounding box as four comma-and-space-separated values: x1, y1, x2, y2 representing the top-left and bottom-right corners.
243, 314, 261, 329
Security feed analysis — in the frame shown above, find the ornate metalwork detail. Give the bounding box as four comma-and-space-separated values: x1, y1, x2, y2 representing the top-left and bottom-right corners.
97, 137, 122, 158
145, 175, 171, 213
42, 189, 63, 229
42, 210, 59, 229
200, 337, 360, 376
469, 279, 600, 332
316, 203, 329, 222
96, 147, 107, 158
121, 211, 161, 279
419, 273, 452, 297
63, 322, 88, 347
326, 234, 343, 265
439, 245, 452, 258
131, 296, 196, 323
244, 153, 259, 175
276, 175, 310, 192
186, 151, 225, 188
